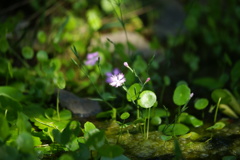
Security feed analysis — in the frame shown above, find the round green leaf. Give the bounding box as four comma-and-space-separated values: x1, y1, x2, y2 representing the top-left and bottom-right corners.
194, 98, 209, 110
120, 112, 130, 120
37, 30, 47, 43
173, 84, 191, 106
211, 89, 231, 104
84, 121, 96, 133
126, 83, 141, 102
37, 50, 48, 62
137, 90, 157, 108
151, 116, 162, 126
21, 46, 34, 59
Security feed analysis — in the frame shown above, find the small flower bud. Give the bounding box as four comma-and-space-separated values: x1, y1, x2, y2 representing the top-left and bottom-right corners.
190, 93, 194, 98
123, 62, 129, 67
145, 77, 151, 83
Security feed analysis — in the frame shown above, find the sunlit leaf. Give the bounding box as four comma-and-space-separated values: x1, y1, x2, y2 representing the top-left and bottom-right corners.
137, 90, 156, 108
84, 121, 96, 133
87, 9, 102, 31
32, 136, 42, 146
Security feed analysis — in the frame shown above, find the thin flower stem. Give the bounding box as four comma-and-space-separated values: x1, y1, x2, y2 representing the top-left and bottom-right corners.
214, 97, 221, 123
71, 51, 115, 111
146, 108, 151, 139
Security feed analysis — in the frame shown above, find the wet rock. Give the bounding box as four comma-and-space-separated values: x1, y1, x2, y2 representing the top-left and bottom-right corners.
58, 89, 101, 118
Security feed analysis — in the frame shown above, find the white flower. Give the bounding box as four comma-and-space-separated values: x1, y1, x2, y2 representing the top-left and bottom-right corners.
109, 73, 126, 88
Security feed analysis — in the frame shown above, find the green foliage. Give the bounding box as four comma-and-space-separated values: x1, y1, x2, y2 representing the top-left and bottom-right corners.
21, 46, 34, 59
179, 113, 203, 128
0, 114, 10, 141
211, 89, 231, 104
16, 132, 34, 153
36, 50, 48, 62
222, 156, 237, 160
137, 90, 157, 109
150, 116, 162, 126
126, 83, 141, 102
173, 84, 191, 106
194, 98, 209, 110
87, 9, 102, 31
1, 0, 240, 159
37, 31, 47, 44
0, 36, 9, 53
207, 122, 225, 130
159, 123, 190, 136
120, 112, 130, 120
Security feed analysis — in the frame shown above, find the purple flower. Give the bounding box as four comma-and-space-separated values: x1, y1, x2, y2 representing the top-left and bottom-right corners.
109, 73, 126, 88
105, 68, 120, 83
84, 52, 99, 66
